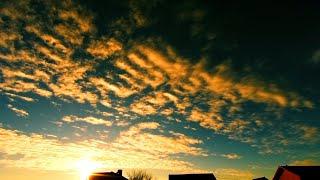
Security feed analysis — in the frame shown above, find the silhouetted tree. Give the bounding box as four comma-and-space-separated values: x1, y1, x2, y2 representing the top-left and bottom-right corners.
128, 170, 154, 180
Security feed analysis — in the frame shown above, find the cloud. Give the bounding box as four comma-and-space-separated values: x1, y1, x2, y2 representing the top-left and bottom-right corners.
0, 124, 205, 172
1, 0, 312, 113
213, 168, 253, 180
89, 77, 138, 98
4, 92, 35, 102
47, 62, 98, 104
0, 0, 101, 104
130, 101, 158, 115
130, 91, 180, 115
297, 125, 318, 141
115, 57, 164, 89
290, 159, 318, 166
131, 44, 313, 110
0, 127, 103, 171
0, 30, 22, 50
0, 66, 53, 98
57, 2, 94, 33
54, 24, 84, 46
188, 108, 223, 131
112, 122, 206, 157
25, 25, 70, 54
61, 115, 112, 127
0, 0, 317, 169
87, 37, 122, 59
223, 119, 250, 134
127, 52, 165, 88
7, 104, 29, 117
221, 153, 242, 160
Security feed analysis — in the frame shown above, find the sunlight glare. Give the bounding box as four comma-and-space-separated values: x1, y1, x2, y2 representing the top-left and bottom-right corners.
76, 159, 102, 180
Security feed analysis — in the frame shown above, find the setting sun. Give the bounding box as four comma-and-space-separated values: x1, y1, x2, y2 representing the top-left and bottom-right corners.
76, 159, 102, 180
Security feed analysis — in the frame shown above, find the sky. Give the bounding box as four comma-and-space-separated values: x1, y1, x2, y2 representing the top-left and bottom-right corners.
0, 0, 320, 180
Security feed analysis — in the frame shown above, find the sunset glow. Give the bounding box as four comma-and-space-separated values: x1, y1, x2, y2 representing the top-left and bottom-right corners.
0, 0, 319, 180
76, 159, 102, 180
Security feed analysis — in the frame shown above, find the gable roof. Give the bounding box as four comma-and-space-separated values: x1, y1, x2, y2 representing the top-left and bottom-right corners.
273, 166, 320, 180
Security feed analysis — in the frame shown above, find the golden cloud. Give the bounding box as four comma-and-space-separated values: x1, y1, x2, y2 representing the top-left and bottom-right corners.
87, 38, 122, 58
189, 108, 223, 131
213, 168, 253, 180
0, 123, 205, 172
89, 77, 138, 98
290, 159, 318, 166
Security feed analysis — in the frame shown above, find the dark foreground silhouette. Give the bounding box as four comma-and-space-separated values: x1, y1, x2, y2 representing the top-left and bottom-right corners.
89, 166, 320, 180
169, 173, 216, 180
89, 170, 127, 180
272, 166, 320, 180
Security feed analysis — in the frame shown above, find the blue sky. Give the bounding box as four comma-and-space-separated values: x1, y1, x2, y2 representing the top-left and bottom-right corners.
0, 1, 320, 180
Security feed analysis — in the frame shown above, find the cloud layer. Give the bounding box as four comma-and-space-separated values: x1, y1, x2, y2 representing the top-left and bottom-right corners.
1, 0, 319, 179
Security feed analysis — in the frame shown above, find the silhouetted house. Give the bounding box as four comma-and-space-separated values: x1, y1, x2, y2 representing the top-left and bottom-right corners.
253, 177, 268, 180
272, 166, 320, 180
89, 170, 128, 180
169, 173, 216, 180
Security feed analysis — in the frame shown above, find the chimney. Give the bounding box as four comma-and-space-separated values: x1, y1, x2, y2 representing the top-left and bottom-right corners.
117, 169, 122, 176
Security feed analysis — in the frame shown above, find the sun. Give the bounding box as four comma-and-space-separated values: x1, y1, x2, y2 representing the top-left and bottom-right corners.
76, 159, 102, 180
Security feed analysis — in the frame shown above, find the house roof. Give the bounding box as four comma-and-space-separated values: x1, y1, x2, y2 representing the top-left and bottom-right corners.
273, 166, 320, 180
253, 177, 268, 180
169, 173, 216, 180
89, 171, 128, 180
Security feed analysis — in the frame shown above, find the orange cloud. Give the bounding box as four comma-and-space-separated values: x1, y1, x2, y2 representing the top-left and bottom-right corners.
130, 101, 157, 115
87, 38, 122, 58
89, 77, 137, 98
189, 108, 223, 131
54, 24, 84, 46
127, 52, 165, 88
25, 25, 70, 54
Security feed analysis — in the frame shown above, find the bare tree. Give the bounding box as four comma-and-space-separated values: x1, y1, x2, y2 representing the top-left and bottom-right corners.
128, 170, 154, 180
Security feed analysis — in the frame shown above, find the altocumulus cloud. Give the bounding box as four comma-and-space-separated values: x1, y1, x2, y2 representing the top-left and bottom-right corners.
0, 0, 319, 179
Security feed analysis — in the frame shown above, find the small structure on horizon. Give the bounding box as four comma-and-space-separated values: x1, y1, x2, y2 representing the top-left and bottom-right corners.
272, 166, 320, 180
89, 169, 128, 180
253, 177, 268, 180
169, 173, 216, 180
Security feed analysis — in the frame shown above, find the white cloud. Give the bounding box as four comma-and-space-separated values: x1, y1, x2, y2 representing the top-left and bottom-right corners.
221, 153, 242, 160
62, 115, 112, 127
7, 104, 29, 117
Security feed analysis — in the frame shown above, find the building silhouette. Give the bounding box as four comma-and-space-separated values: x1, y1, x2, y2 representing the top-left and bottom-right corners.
272, 166, 320, 180
89, 170, 128, 180
169, 173, 216, 180
253, 177, 268, 180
